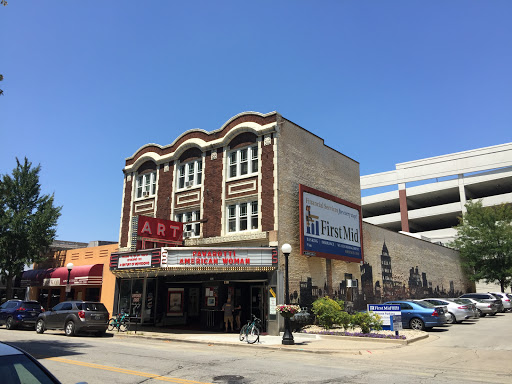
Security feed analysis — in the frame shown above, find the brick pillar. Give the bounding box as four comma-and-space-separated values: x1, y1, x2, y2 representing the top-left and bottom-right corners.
399, 184, 409, 232
120, 174, 133, 248
261, 135, 275, 231
156, 162, 173, 220
202, 149, 223, 238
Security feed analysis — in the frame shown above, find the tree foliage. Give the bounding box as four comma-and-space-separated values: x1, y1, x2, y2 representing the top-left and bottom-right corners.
0, 158, 62, 299
450, 200, 512, 292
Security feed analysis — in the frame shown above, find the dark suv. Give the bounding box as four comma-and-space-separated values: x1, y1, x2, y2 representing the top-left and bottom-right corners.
0, 300, 44, 330
35, 300, 109, 337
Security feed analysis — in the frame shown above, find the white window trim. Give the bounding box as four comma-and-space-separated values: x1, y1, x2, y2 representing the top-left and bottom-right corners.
227, 145, 259, 180
136, 171, 157, 199
175, 210, 201, 237
226, 200, 259, 234
177, 159, 203, 190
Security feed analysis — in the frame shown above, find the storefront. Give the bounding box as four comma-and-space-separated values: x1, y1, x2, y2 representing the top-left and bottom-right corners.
110, 247, 278, 331
21, 264, 104, 310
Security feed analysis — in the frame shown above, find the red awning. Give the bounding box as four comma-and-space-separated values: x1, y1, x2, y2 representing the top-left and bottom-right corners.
21, 264, 103, 287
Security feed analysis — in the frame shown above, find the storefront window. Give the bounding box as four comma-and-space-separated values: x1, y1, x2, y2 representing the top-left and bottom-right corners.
118, 280, 131, 314
131, 279, 144, 318
144, 279, 156, 322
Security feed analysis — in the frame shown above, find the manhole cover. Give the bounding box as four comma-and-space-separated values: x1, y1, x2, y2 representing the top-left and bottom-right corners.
212, 375, 245, 383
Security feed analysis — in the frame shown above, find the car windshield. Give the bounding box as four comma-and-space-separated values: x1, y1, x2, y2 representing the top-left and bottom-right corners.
416, 301, 435, 308
77, 302, 107, 312
453, 299, 469, 304
0, 354, 57, 384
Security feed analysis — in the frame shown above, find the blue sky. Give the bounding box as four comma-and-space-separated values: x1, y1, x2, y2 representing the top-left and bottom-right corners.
1, 1, 511, 243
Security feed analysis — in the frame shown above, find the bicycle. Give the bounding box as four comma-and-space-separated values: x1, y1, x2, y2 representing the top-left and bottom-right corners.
107, 311, 130, 332
239, 314, 261, 344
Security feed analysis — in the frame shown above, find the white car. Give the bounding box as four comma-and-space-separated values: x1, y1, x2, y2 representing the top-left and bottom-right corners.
416, 298, 474, 324
460, 297, 498, 317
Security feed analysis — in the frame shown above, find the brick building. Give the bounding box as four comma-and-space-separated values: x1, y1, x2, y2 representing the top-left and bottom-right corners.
112, 111, 471, 335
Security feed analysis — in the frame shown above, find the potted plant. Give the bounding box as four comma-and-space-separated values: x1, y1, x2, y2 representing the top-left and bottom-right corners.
276, 304, 301, 318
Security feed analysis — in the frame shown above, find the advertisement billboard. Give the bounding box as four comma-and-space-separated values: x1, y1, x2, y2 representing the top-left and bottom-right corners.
299, 185, 363, 262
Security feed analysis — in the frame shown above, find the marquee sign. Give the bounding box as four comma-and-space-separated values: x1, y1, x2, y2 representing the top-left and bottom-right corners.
132, 215, 184, 251
161, 247, 278, 268
299, 184, 363, 262
110, 249, 162, 270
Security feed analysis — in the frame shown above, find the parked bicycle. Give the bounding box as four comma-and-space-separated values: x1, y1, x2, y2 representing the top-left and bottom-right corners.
239, 314, 261, 344
107, 311, 130, 332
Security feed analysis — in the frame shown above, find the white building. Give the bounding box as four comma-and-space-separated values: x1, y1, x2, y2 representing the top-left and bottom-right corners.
361, 142, 512, 245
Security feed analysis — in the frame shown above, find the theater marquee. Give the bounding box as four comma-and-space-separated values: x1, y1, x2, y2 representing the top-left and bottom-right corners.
161, 247, 278, 269
299, 185, 363, 262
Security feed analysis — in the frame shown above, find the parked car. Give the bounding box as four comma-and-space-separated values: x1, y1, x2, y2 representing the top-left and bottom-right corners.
459, 293, 504, 313
447, 298, 479, 318
0, 341, 62, 383
416, 298, 474, 324
488, 292, 511, 312
383, 300, 447, 331
460, 297, 498, 317
35, 300, 109, 337
0, 300, 45, 330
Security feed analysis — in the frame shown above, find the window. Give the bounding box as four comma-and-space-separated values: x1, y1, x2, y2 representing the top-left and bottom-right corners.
175, 210, 201, 237
228, 145, 258, 178
227, 201, 258, 233
136, 171, 156, 198
178, 159, 202, 189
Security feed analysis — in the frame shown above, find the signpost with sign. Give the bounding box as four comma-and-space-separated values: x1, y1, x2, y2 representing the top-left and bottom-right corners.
367, 304, 402, 331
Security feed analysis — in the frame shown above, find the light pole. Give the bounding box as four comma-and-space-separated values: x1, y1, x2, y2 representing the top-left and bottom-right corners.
66, 263, 74, 300
281, 243, 294, 345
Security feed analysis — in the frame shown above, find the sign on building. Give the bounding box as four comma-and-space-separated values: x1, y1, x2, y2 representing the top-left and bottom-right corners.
300, 185, 363, 262
161, 247, 278, 269
132, 215, 183, 250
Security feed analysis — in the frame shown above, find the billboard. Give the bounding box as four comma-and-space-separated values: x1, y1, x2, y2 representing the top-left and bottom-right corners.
299, 185, 363, 262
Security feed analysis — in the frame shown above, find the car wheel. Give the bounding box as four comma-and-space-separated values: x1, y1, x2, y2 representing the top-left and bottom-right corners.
65, 321, 76, 337
6, 317, 16, 330
490, 312, 497, 316
446, 312, 456, 324
36, 319, 45, 334
95, 330, 106, 337
409, 318, 425, 331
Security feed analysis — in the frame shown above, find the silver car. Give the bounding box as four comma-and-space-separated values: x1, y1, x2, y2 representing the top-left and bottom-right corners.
449, 298, 478, 318
488, 292, 512, 312
461, 297, 498, 317
417, 298, 474, 324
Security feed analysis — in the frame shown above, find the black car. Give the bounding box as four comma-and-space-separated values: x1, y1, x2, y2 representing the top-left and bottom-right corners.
0, 300, 45, 330
0, 341, 61, 383
35, 300, 109, 337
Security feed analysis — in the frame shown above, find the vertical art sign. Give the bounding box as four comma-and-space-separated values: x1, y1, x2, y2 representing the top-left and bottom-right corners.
300, 185, 363, 262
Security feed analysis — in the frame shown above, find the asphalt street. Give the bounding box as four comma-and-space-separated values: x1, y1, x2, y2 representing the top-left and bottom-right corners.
0, 312, 511, 384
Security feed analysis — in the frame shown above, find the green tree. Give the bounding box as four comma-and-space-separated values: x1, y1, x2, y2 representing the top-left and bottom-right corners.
0, 158, 62, 299
450, 200, 512, 292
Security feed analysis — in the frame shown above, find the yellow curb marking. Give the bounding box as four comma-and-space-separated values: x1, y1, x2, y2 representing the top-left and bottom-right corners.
43, 356, 212, 384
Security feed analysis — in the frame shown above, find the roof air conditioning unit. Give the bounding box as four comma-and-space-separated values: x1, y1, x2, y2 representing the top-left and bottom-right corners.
185, 181, 194, 188
183, 231, 194, 239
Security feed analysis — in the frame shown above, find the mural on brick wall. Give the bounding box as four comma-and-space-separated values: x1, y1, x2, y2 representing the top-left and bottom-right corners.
292, 241, 463, 311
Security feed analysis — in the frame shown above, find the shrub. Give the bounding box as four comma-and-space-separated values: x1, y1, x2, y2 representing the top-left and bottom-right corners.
336, 311, 353, 331
311, 297, 342, 329
351, 312, 383, 334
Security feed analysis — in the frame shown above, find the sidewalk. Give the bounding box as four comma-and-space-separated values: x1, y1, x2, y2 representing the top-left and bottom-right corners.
106, 326, 429, 355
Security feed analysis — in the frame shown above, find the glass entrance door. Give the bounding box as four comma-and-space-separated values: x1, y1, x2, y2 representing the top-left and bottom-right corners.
250, 285, 266, 332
